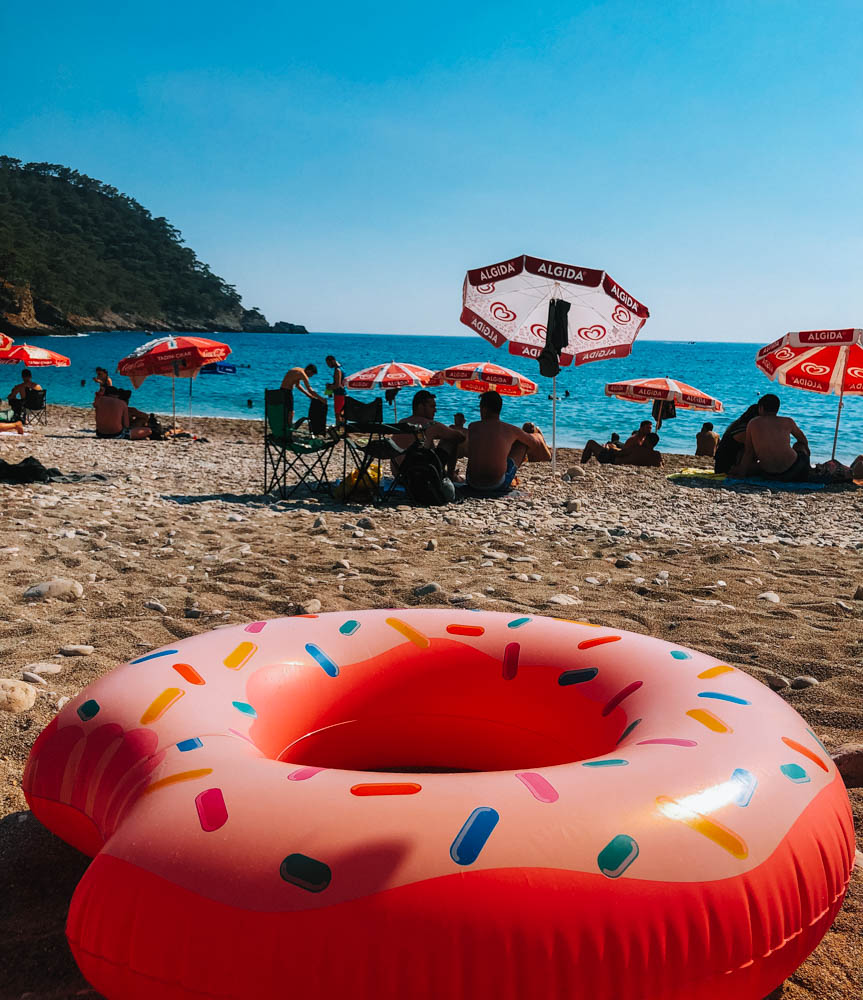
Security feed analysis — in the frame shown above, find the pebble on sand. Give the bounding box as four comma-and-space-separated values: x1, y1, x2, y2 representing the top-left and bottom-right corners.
548, 593, 582, 606
300, 599, 322, 614
414, 582, 441, 597
831, 744, 863, 789
23, 662, 63, 675
59, 645, 95, 656
23, 578, 84, 601
0, 678, 37, 713
758, 591, 781, 603
144, 600, 168, 613
790, 675, 819, 689
21, 671, 48, 685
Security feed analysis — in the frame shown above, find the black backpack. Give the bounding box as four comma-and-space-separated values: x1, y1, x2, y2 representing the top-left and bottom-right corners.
399, 446, 455, 505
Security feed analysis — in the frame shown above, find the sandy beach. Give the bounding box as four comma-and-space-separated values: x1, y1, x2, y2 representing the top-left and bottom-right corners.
0, 406, 860, 1000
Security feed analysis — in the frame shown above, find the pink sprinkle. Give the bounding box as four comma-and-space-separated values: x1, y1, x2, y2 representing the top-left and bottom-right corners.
502, 642, 520, 680
244, 621, 267, 633
602, 680, 643, 717
195, 788, 228, 832
515, 772, 559, 803
287, 766, 325, 781
227, 728, 256, 745
636, 738, 698, 747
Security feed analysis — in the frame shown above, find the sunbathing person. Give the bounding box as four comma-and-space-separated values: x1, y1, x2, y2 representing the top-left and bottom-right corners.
465, 390, 550, 492
605, 432, 622, 450
0, 421, 24, 434
582, 432, 663, 467
94, 393, 151, 440
696, 422, 719, 457
731, 393, 810, 481
280, 364, 324, 424
714, 404, 759, 473
392, 389, 465, 478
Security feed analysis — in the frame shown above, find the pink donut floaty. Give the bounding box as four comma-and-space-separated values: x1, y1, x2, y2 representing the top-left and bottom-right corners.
23, 609, 855, 1000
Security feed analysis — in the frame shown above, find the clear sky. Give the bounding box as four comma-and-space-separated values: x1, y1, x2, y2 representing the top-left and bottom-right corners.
3, 1, 862, 340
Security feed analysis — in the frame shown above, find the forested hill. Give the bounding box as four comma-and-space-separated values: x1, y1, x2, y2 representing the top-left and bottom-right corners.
0, 157, 306, 336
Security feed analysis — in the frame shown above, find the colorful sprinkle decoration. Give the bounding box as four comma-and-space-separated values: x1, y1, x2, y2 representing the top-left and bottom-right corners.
305, 643, 339, 677
502, 642, 520, 680
781, 763, 810, 783
177, 737, 203, 752
507, 617, 531, 629
385, 617, 430, 648
450, 807, 499, 866
232, 701, 257, 718
598, 834, 639, 878
196, 787, 228, 832
558, 667, 598, 686
339, 620, 360, 636
130, 649, 179, 664
76, 699, 100, 722
280, 853, 332, 892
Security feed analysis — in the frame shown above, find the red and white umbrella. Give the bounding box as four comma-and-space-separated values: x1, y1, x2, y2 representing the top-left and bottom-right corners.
0, 343, 71, 367
756, 328, 863, 459
605, 377, 723, 412
344, 361, 435, 390
429, 361, 537, 397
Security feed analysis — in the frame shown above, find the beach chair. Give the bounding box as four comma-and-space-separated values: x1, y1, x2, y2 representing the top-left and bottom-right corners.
22, 389, 47, 426
263, 389, 338, 499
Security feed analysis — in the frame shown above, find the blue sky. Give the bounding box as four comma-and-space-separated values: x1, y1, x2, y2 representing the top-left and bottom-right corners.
3, 1, 862, 339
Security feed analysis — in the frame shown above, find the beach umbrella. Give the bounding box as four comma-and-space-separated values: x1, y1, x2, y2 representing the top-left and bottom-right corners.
429, 361, 537, 397
116, 335, 231, 430
461, 253, 649, 471
756, 328, 863, 459
0, 343, 71, 366
0, 333, 12, 351
605, 377, 723, 411
344, 361, 436, 419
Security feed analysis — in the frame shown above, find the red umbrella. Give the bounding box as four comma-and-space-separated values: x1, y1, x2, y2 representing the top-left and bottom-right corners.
756, 328, 863, 459
117, 335, 231, 429
344, 361, 435, 419
605, 377, 723, 411
0, 343, 71, 367
429, 361, 537, 397
0, 333, 12, 351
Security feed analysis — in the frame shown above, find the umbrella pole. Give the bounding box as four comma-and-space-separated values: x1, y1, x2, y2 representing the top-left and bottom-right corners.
552, 376, 557, 476
394, 397, 398, 422
831, 380, 846, 461
189, 377, 193, 434
172, 377, 176, 432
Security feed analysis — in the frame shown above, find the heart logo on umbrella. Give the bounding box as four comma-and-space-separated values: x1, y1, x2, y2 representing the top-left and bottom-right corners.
612, 305, 632, 324
476, 283, 495, 294
578, 325, 607, 341
773, 347, 795, 361
800, 362, 830, 376
530, 323, 547, 338
491, 302, 516, 322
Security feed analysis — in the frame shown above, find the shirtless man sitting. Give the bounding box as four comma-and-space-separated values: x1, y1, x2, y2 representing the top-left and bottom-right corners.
465, 390, 550, 492
94, 394, 151, 440
391, 390, 465, 478
695, 422, 719, 457
582, 431, 662, 468
9, 369, 42, 420
280, 364, 324, 423
731, 393, 810, 481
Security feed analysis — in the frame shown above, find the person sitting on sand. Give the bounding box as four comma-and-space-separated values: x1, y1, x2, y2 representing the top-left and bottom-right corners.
392, 390, 465, 479
696, 422, 719, 458
605, 432, 622, 450
465, 390, 550, 492
713, 404, 759, 473
623, 420, 653, 449
582, 432, 663, 468
730, 393, 810, 482
94, 393, 152, 440
0, 421, 24, 434
9, 369, 42, 420
93, 367, 113, 396
280, 364, 324, 424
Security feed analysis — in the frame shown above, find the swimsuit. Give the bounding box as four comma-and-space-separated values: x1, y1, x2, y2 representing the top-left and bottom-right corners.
466, 457, 518, 493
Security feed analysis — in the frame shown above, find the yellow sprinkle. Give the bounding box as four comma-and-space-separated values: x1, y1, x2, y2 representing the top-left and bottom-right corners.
656, 795, 748, 859
224, 641, 257, 670
686, 707, 731, 733
144, 768, 213, 794
697, 665, 735, 679
140, 687, 184, 725
385, 617, 430, 648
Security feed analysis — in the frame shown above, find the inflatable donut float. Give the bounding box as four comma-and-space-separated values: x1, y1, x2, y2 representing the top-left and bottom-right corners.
24, 609, 855, 1000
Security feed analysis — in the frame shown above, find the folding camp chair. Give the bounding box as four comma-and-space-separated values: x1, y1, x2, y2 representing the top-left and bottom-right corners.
22, 389, 47, 426
264, 389, 338, 499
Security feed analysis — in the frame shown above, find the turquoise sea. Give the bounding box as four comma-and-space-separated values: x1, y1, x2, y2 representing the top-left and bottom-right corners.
14, 331, 863, 463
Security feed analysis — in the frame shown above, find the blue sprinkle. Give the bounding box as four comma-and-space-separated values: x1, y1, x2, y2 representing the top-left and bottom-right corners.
450, 807, 499, 866
306, 643, 339, 677
806, 728, 829, 755
781, 763, 810, 784
730, 768, 757, 806
616, 718, 642, 744
670, 651, 690, 660
698, 692, 751, 705
177, 737, 203, 752
130, 649, 179, 664
558, 667, 598, 686
339, 620, 360, 636
232, 701, 257, 718
582, 759, 629, 768
507, 617, 532, 629
76, 699, 100, 721
598, 834, 639, 878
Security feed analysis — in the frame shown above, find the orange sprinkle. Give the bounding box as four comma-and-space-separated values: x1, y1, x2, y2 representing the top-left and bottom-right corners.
385, 617, 430, 648
140, 688, 184, 725
697, 665, 735, 679
446, 625, 485, 637
782, 737, 829, 772
144, 768, 213, 794
350, 783, 422, 796
577, 635, 621, 650
686, 708, 732, 733
656, 795, 748, 859
224, 641, 257, 670
173, 663, 205, 685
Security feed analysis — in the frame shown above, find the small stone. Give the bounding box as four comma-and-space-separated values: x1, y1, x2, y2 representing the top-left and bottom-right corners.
765, 674, 790, 691
566, 499, 582, 513
425, 539, 438, 551
144, 600, 168, 613
548, 593, 582, 606
528, 573, 542, 582
226, 513, 245, 522
0, 678, 37, 713
59, 645, 94, 656
758, 591, 781, 603
566, 465, 587, 478
414, 582, 441, 597
623, 552, 643, 563
831, 744, 863, 788
334, 559, 351, 570
24, 662, 63, 675
21, 671, 47, 685
513, 573, 530, 582
656, 570, 669, 580
184, 607, 203, 619
300, 599, 322, 615
790, 675, 819, 689
633, 577, 646, 585
853, 585, 863, 600
56, 696, 70, 710
24, 578, 84, 601
357, 517, 375, 529
312, 515, 327, 529
614, 559, 630, 569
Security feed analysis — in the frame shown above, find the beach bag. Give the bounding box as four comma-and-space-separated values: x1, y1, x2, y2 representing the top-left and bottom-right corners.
308, 397, 328, 435
400, 447, 454, 505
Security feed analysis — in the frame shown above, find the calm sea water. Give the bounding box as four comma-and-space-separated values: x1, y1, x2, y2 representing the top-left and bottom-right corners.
16, 331, 863, 463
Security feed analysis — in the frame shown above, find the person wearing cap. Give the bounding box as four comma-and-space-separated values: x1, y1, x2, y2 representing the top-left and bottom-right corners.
391, 389, 465, 477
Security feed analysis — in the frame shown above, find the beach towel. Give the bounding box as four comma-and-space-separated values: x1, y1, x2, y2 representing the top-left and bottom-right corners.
724, 477, 826, 491
667, 468, 726, 481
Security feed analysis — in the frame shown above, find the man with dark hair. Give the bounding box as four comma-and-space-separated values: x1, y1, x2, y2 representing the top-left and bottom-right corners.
696, 421, 719, 457
391, 389, 465, 477
280, 363, 323, 425
582, 431, 663, 467
732, 393, 810, 481
325, 355, 346, 425
9, 368, 42, 420
465, 390, 550, 491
